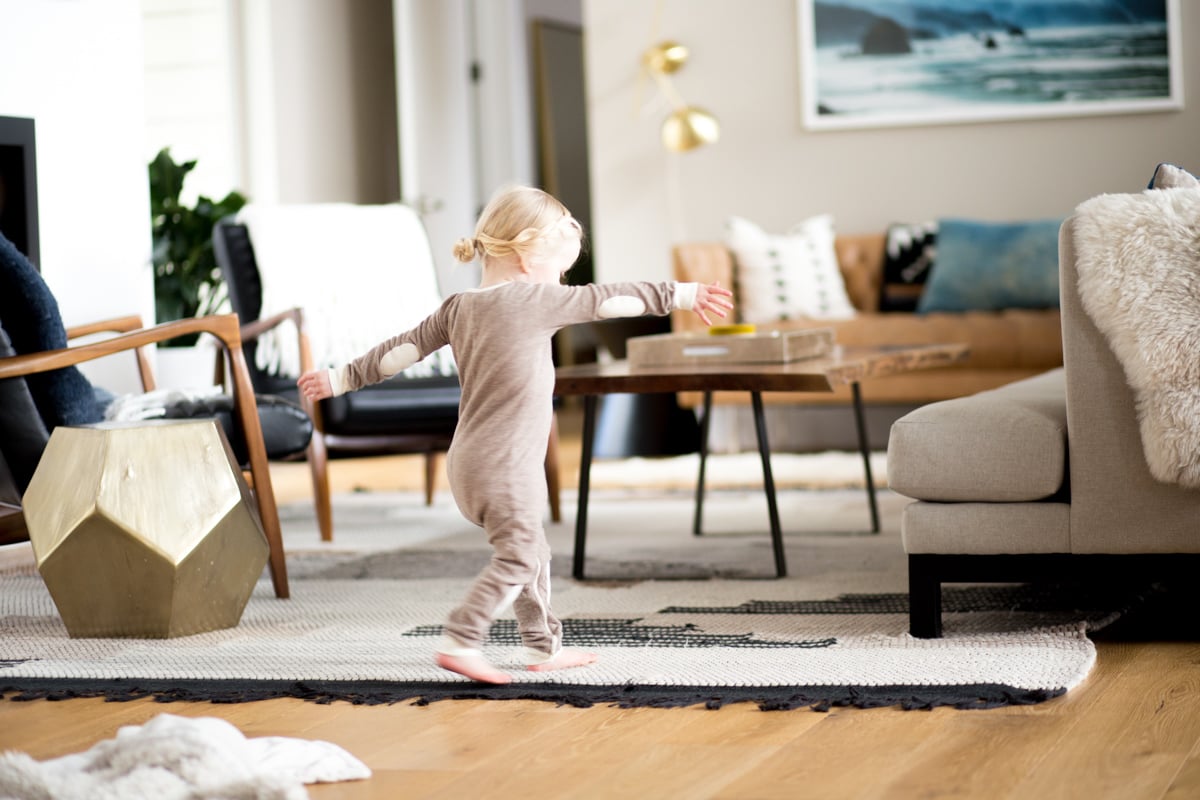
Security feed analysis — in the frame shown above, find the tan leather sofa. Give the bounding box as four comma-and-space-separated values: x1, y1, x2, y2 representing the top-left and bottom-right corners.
670, 234, 1063, 410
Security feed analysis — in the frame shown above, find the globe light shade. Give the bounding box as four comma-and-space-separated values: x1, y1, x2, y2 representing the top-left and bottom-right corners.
661, 106, 720, 152
643, 41, 689, 74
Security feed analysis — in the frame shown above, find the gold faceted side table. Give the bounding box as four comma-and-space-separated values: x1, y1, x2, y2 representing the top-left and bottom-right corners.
23, 419, 270, 638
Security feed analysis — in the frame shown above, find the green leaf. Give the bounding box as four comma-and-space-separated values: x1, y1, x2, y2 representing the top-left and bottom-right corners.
148, 148, 249, 345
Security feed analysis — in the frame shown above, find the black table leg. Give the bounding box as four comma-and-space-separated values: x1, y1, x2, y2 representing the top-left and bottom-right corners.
572, 395, 598, 579
851, 382, 881, 534
693, 390, 712, 536
751, 391, 787, 578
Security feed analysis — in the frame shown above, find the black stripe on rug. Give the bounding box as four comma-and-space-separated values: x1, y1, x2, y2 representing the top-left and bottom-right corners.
0, 679, 1065, 712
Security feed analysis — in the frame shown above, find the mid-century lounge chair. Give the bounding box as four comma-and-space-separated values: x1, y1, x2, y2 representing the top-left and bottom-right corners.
0, 233, 309, 598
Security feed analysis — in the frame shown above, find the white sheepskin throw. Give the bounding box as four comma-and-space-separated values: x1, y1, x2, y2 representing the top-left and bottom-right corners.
0, 713, 370, 800
1072, 187, 1200, 487
236, 203, 455, 379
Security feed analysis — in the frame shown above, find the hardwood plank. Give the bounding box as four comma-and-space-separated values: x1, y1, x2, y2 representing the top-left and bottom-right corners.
1011, 642, 1200, 800
308, 769, 456, 800
1164, 749, 1200, 799
712, 705, 955, 799
866, 644, 1143, 799
663, 701, 827, 748
430, 704, 750, 799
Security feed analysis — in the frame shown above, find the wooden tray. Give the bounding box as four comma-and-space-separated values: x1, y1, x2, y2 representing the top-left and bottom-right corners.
627, 328, 835, 367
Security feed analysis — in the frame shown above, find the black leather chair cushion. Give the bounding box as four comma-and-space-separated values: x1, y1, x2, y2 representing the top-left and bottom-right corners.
158, 393, 313, 465
320, 374, 460, 436
254, 371, 460, 438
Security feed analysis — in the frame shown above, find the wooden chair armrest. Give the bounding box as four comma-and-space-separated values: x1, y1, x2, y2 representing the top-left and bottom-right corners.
240, 308, 305, 342
239, 307, 317, 376
64, 314, 146, 339
0, 315, 244, 380
64, 314, 155, 391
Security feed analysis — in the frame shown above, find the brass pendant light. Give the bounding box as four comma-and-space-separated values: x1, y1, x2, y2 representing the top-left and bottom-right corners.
642, 40, 720, 153
661, 106, 720, 152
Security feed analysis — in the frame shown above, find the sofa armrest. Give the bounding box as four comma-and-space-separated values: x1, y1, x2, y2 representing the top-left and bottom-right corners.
887, 368, 1067, 502
834, 233, 886, 313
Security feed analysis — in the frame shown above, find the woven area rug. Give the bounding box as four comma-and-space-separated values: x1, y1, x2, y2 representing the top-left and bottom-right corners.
0, 488, 1137, 711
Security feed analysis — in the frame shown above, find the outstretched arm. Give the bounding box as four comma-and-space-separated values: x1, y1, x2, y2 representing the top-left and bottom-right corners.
549, 280, 734, 329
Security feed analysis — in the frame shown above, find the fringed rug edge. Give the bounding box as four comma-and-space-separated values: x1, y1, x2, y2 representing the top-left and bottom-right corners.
0, 679, 1066, 712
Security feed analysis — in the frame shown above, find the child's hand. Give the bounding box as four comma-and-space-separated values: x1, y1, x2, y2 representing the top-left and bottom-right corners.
693, 281, 734, 326
298, 369, 333, 401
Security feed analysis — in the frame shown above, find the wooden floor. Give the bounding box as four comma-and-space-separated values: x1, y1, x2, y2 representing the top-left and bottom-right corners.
4, 411, 1200, 799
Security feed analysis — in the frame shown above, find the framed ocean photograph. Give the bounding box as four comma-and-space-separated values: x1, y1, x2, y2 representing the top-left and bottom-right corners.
799, 0, 1183, 129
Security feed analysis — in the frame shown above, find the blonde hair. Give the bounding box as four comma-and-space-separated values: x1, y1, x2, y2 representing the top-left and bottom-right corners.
452, 185, 581, 264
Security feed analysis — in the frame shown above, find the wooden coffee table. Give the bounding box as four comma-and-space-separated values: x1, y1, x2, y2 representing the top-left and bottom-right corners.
554, 343, 969, 579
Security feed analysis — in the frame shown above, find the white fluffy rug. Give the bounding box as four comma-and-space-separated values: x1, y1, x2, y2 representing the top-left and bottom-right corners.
0, 713, 369, 800
1073, 186, 1200, 487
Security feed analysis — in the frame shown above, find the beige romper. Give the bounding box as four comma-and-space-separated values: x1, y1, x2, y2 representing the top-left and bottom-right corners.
332, 280, 695, 657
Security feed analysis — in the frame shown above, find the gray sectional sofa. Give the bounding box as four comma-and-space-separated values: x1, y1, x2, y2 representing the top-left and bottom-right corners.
888, 188, 1200, 638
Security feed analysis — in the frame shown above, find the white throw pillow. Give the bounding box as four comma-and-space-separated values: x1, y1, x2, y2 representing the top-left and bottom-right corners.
725, 215, 857, 323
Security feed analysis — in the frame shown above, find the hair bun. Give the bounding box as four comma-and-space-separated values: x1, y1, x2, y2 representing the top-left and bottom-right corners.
452, 237, 477, 263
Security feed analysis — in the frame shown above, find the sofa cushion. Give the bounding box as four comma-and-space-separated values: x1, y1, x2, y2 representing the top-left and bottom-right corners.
917, 218, 1062, 314
725, 215, 857, 323
901, 501, 1071, 555
887, 368, 1067, 502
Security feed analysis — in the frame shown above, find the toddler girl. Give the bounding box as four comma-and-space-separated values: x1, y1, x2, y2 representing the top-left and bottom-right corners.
299, 185, 733, 683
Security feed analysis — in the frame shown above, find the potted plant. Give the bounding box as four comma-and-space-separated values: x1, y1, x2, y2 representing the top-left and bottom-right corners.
148, 147, 247, 346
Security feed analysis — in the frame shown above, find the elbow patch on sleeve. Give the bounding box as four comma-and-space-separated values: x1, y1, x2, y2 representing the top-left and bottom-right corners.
598, 295, 647, 318
379, 342, 420, 377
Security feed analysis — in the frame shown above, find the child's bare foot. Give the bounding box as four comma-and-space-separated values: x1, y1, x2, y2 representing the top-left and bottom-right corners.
526, 648, 599, 673
436, 651, 512, 684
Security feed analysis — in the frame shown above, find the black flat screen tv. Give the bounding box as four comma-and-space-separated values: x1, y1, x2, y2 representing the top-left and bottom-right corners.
0, 115, 40, 269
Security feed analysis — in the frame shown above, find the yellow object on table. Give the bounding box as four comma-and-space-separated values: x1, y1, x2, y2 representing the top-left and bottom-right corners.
22, 419, 269, 638
709, 324, 757, 336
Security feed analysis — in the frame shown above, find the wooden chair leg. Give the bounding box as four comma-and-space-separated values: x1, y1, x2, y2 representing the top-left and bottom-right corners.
222, 337, 290, 599
249, 466, 289, 599
424, 452, 437, 506
545, 412, 562, 522
240, 465, 288, 599
307, 431, 334, 542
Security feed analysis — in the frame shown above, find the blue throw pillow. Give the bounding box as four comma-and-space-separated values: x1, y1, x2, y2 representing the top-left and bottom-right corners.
917, 218, 1062, 314
0, 231, 103, 427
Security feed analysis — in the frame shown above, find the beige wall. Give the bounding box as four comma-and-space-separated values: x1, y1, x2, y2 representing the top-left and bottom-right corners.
246, 0, 399, 204
583, 0, 1200, 283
